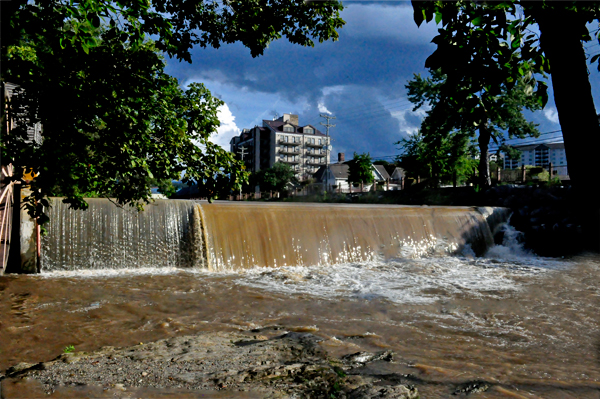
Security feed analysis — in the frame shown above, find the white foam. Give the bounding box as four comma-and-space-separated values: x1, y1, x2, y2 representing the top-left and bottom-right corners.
38, 267, 211, 279
233, 252, 568, 305
39, 233, 571, 307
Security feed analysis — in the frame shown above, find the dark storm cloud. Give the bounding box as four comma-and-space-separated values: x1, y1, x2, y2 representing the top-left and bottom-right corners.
302, 85, 403, 158
165, 2, 440, 154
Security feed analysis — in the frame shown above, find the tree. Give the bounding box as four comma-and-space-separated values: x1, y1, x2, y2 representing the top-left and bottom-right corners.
372, 160, 392, 167
2, 0, 345, 222
255, 162, 297, 194
406, 68, 541, 187
395, 133, 430, 181
411, 1, 600, 192
395, 130, 478, 187
3, 40, 245, 222
348, 152, 374, 191
500, 144, 522, 166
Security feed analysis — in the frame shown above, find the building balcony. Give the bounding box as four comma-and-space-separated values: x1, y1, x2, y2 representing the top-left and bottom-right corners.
305, 142, 325, 148
306, 160, 325, 166
279, 148, 301, 155
306, 151, 326, 157
280, 158, 301, 164
278, 139, 301, 145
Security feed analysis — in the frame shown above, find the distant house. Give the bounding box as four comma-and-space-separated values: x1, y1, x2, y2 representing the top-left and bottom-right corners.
315, 154, 405, 192
315, 162, 351, 191
372, 164, 390, 183
388, 166, 405, 190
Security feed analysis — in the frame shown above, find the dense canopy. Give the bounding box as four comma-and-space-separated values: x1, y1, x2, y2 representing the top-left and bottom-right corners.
1, 0, 345, 222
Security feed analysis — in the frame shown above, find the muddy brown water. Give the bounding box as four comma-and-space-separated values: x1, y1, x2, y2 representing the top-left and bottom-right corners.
1, 252, 599, 398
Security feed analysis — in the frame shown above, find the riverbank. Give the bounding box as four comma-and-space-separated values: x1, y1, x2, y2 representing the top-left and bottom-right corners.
2, 328, 419, 398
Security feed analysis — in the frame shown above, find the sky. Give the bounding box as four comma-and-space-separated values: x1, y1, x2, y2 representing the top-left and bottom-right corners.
164, 1, 600, 162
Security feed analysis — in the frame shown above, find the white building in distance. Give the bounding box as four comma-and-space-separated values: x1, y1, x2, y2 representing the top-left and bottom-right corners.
503, 143, 567, 171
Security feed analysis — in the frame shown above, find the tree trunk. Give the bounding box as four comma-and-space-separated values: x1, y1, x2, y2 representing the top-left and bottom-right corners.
478, 124, 492, 188
533, 6, 600, 250
533, 7, 600, 192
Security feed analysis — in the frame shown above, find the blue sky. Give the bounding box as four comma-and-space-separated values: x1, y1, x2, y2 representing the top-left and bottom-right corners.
165, 1, 600, 162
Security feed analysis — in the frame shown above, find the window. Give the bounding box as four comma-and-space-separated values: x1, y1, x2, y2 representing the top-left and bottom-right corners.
304, 127, 313, 134
318, 139, 322, 145
283, 125, 294, 133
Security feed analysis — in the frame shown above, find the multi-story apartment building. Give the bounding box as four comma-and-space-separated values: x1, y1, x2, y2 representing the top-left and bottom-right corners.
230, 114, 330, 181
502, 142, 569, 178
503, 143, 567, 170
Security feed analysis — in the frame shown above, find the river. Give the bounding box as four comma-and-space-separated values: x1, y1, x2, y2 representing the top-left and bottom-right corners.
1, 240, 599, 398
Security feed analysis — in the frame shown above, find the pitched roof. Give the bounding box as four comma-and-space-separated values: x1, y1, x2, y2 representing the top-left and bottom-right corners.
314, 163, 349, 181
390, 167, 405, 179
373, 165, 390, 180
263, 120, 325, 136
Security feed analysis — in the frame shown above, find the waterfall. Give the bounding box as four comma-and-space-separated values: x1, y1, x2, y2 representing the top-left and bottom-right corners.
41, 199, 203, 271
42, 199, 509, 272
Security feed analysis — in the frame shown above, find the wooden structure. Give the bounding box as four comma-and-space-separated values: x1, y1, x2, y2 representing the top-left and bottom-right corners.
0, 82, 43, 274
1, 82, 16, 274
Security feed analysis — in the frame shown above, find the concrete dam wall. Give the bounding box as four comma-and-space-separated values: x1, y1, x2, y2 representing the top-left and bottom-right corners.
40, 199, 509, 272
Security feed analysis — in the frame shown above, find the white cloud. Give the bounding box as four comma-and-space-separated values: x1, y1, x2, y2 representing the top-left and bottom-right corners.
389, 108, 426, 136
208, 103, 241, 150
182, 77, 311, 129
318, 102, 332, 114
321, 85, 345, 96
543, 108, 560, 124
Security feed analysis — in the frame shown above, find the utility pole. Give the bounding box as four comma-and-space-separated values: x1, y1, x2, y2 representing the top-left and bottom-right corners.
320, 114, 335, 192
237, 146, 248, 200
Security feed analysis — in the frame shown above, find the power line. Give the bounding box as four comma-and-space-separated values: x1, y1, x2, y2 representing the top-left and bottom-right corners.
236, 146, 248, 199
320, 113, 336, 191
303, 97, 415, 127
325, 98, 413, 116
489, 130, 563, 151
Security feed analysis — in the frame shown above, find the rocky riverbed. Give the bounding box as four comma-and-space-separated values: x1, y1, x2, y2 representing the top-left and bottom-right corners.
2, 327, 421, 399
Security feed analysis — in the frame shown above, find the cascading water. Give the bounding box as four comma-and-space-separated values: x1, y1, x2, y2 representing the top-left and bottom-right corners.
200, 203, 509, 270
41, 199, 510, 272
41, 199, 205, 271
